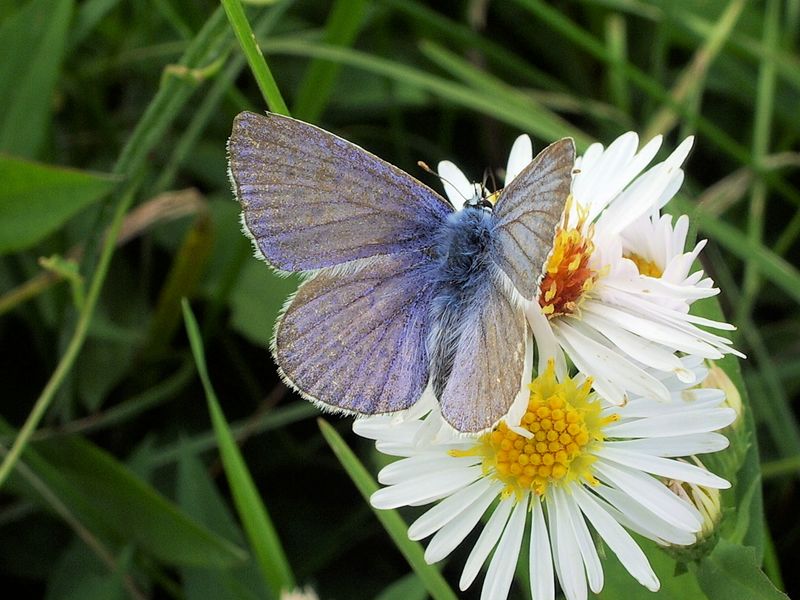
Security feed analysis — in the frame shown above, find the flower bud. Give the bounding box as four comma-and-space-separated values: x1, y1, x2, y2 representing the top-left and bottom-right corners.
663, 457, 722, 561
702, 361, 742, 427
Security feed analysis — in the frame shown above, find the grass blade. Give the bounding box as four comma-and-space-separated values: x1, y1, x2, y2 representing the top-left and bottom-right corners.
318, 419, 458, 600
418, 40, 593, 147
220, 0, 290, 115
263, 39, 591, 147
642, 0, 747, 140
182, 299, 296, 595
737, 0, 781, 326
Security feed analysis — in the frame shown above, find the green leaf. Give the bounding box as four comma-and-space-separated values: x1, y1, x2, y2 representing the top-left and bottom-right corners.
183, 299, 296, 595
695, 539, 788, 600
318, 418, 458, 600
0, 156, 116, 255
27, 434, 248, 568
0, 0, 73, 158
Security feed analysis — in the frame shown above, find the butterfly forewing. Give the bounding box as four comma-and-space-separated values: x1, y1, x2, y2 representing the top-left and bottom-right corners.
228, 112, 453, 272
493, 138, 575, 300
275, 251, 436, 414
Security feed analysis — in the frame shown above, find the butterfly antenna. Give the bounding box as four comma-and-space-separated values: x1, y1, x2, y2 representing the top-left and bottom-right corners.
418, 161, 471, 202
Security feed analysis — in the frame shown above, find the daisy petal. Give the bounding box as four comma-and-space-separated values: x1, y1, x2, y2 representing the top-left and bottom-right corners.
595, 447, 730, 488
572, 486, 660, 591
603, 408, 736, 437
592, 484, 696, 546
605, 433, 730, 457
379, 454, 479, 485
437, 160, 474, 209
482, 495, 529, 599
460, 496, 515, 590
593, 461, 702, 532
558, 487, 604, 593
371, 465, 482, 509
409, 478, 491, 540
549, 489, 588, 600
424, 482, 500, 563
506, 134, 533, 184
530, 495, 555, 600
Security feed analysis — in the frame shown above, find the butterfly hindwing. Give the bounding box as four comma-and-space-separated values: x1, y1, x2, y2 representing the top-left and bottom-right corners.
228, 112, 453, 272
493, 138, 575, 300
275, 251, 436, 414
436, 273, 529, 432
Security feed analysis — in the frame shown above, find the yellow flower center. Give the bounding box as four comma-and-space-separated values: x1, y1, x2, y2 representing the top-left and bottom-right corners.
452, 362, 618, 498
539, 201, 597, 319
625, 252, 663, 278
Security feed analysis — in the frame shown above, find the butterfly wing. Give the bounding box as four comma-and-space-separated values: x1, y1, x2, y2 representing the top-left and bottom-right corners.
228, 111, 453, 272
436, 274, 530, 433
493, 138, 575, 300
275, 251, 436, 414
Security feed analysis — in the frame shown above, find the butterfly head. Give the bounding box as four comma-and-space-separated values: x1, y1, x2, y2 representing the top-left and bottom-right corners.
464, 192, 495, 212
465, 179, 500, 212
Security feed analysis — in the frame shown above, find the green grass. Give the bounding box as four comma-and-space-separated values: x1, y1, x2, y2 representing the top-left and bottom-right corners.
0, 1, 797, 598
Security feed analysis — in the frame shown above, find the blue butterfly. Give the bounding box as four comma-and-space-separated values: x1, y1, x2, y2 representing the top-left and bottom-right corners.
228, 112, 574, 432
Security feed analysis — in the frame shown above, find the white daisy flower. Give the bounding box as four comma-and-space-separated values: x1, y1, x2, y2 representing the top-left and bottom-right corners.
438, 133, 743, 405
354, 356, 735, 600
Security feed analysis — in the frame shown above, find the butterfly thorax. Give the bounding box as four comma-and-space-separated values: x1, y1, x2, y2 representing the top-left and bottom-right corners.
433, 206, 495, 287
427, 206, 499, 399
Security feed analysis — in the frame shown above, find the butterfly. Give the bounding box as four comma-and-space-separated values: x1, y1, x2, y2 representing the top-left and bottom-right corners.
228, 112, 574, 433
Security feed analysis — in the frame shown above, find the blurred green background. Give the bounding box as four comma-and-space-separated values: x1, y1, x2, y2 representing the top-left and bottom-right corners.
0, 0, 798, 598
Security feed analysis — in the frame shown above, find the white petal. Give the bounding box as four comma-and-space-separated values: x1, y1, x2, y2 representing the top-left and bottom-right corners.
526, 300, 568, 378
481, 495, 529, 600
557, 487, 604, 594
353, 416, 422, 441
666, 136, 694, 167
593, 484, 696, 546
582, 302, 726, 359
572, 486, 660, 591
548, 491, 587, 600
370, 465, 482, 509
573, 132, 641, 220
593, 461, 702, 532
424, 483, 500, 563
578, 310, 690, 377
604, 433, 729, 457
553, 319, 671, 403
530, 495, 554, 600
506, 134, 533, 185
597, 160, 680, 237
460, 496, 515, 590
437, 160, 474, 209
595, 447, 730, 488
379, 454, 479, 485
409, 478, 491, 540
603, 408, 736, 437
